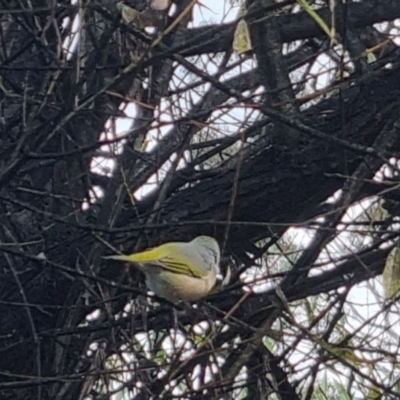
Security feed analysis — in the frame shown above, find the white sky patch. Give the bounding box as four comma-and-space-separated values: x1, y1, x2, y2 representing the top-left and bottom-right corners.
191, 0, 238, 27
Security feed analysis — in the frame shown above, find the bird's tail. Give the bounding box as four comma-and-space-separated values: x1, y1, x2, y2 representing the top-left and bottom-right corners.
103, 247, 162, 263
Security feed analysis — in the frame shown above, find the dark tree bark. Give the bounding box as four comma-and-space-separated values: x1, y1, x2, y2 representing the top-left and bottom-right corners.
1, 0, 400, 399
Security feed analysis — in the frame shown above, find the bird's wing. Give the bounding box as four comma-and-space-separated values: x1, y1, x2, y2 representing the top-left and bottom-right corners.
157, 254, 208, 278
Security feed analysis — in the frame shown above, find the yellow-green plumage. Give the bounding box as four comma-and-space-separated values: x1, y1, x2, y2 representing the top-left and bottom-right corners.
104, 236, 220, 302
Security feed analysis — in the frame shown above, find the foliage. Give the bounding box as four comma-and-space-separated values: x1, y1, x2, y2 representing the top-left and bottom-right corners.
1, 0, 400, 399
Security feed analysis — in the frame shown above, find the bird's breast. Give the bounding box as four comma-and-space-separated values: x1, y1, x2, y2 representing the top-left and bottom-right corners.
144, 269, 216, 302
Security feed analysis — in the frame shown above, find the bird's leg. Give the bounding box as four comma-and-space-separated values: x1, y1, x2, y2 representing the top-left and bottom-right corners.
171, 302, 198, 331
172, 306, 179, 331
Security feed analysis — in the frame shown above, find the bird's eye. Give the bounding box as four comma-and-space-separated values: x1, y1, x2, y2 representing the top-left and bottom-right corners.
208, 249, 218, 263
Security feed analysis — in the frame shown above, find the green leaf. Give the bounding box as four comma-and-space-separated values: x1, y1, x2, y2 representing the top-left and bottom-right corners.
296, 0, 337, 45
383, 247, 400, 299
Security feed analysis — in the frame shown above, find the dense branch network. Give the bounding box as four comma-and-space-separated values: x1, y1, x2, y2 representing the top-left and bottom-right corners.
0, 0, 400, 399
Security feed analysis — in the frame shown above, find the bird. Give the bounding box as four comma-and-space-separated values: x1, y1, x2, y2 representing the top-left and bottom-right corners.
104, 236, 221, 302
